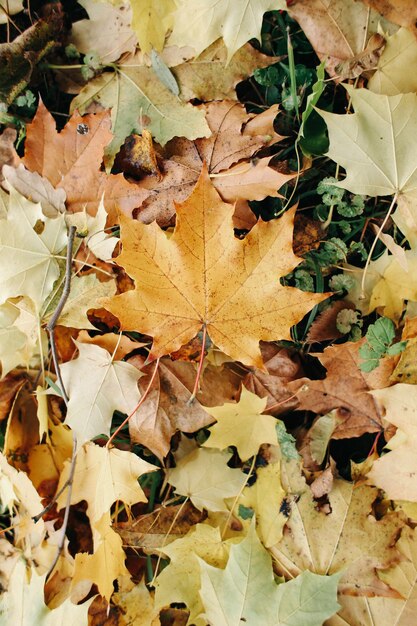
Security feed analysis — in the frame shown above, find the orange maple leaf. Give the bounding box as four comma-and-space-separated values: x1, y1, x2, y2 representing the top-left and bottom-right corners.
103, 165, 327, 368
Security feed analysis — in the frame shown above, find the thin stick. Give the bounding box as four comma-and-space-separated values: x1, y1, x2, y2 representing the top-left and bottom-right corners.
150, 497, 189, 586
188, 325, 207, 404
360, 193, 397, 299
46, 226, 76, 404
46, 430, 78, 579
106, 358, 160, 448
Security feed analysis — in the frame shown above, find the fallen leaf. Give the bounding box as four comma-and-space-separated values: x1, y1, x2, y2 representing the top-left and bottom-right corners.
0, 186, 67, 310
0, 559, 94, 624
272, 461, 405, 596
288, 0, 393, 76
362, 0, 417, 37
202, 387, 279, 461
65, 196, 119, 261
367, 384, 417, 501
317, 87, 417, 200
72, 512, 129, 601
110, 577, 160, 626
0, 128, 19, 181
199, 520, 341, 625
243, 342, 304, 415
129, 0, 175, 52
22, 102, 149, 221
137, 101, 287, 226
368, 27, 417, 95
56, 442, 156, 524
43, 274, 116, 330
168, 448, 247, 512
154, 523, 232, 624
2, 163, 66, 216
168, 0, 286, 63
171, 40, 281, 101
306, 300, 356, 343
103, 166, 326, 367
238, 458, 287, 547
126, 356, 215, 460
0, 301, 31, 376
288, 340, 393, 439
70, 0, 137, 64
58, 341, 142, 444
71, 54, 211, 170
115, 502, 206, 552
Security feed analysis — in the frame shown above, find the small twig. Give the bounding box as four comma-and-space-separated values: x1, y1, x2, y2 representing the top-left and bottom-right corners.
46, 430, 78, 579
106, 358, 160, 448
46, 226, 76, 403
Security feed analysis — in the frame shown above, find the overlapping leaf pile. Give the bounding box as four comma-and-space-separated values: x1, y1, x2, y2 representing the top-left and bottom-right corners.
2, 1, 417, 625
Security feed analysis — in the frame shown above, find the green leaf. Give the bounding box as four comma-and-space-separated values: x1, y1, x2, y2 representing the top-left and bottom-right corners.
198, 521, 340, 625
71, 60, 210, 170
359, 317, 399, 371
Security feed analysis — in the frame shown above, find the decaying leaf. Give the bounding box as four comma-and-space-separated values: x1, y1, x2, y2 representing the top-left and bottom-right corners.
288, 340, 393, 439
126, 355, 215, 460
136, 100, 288, 226
22, 102, 149, 222
71, 54, 211, 169
273, 461, 405, 596
103, 166, 326, 367
70, 0, 137, 64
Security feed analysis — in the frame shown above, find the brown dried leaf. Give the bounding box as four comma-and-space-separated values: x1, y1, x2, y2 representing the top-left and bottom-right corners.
127, 355, 218, 459
171, 39, 281, 101
243, 342, 304, 415
22, 101, 149, 223
0, 128, 19, 182
288, 0, 396, 76
135, 101, 290, 226
288, 340, 395, 438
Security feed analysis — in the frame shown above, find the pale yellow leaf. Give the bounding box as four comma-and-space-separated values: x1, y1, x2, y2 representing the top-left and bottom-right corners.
58, 341, 142, 444
0, 559, 94, 625
168, 448, 247, 512
130, 0, 175, 52
0, 187, 67, 310
154, 523, 232, 624
72, 512, 128, 601
203, 387, 278, 461
369, 27, 417, 95
56, 442, 156, 524
367, 384, 417, 501
168, 0, 286, 63
238, 460, 286, 547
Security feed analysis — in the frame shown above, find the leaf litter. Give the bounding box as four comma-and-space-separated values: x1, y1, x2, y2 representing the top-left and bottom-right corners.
2, 2, 417, 625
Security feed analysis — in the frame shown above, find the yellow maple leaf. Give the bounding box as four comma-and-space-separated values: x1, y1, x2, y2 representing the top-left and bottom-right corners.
56, 442, 157, 524
202, 387, 278, 461
71, 512, 129, 601
103, 166, 326, 368
168, 0, 286, 63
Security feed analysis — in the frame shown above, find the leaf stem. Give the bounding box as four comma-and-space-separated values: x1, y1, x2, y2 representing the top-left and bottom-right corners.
221, 455, 257, 540
360, 193, 398, 300
188, 325, 207, 404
